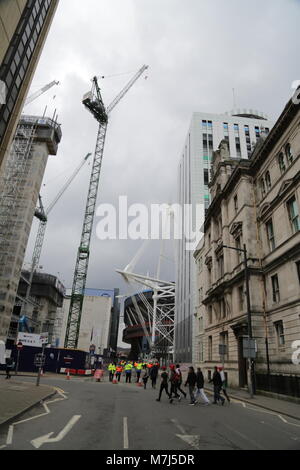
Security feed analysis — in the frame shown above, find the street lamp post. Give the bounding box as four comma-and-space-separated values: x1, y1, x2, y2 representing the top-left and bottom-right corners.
222, 243, 254, 398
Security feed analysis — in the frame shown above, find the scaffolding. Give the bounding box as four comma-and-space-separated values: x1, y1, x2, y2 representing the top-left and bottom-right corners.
0, 119, 37, 278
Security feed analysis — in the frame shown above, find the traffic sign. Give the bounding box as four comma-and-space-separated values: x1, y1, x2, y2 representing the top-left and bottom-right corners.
34, 353, 45, 367
243, 338, 257, 359
17, 341, 23, 350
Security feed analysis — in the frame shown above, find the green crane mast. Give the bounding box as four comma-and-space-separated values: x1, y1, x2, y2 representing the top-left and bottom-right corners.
64, 65, 149, 349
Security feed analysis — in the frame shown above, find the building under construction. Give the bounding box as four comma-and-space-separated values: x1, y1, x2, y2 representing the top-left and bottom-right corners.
7, 270, 65, 349
0, 115, 62, 342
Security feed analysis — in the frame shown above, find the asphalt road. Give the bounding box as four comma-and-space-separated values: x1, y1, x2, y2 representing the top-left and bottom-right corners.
0, 375, 300, 450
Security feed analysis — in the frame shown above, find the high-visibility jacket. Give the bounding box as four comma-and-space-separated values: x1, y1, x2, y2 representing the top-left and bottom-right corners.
108, 363, 114, 371
136, 363, 142, 370
116, 366, 123, 373
125, 363, 133, 372
147, 363, 153, 369
111, 365, 116, 373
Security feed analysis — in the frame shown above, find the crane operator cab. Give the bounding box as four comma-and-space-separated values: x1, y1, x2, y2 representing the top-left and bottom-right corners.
82, 90, 108, 124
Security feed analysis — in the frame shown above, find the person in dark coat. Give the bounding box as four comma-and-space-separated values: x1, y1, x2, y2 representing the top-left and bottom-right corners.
150, 363, 159, 389
156, 367, 173, 403
209, 366, 225, 405
5, 357, 13, 379
169, 364, 181, 399
184, 366, 197, 405
195, 367, 210, 405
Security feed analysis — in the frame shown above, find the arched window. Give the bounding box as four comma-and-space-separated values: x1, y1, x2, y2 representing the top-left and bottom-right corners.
285, 143, 293, 164
278, 152, 286, 173
265, 171, 271, 190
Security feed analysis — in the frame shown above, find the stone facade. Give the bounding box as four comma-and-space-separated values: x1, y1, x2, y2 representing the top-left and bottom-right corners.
194, 94, 300, 396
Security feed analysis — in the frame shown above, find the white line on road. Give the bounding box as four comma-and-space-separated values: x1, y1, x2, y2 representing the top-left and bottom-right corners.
6, 426, 14, 445
31, 415, 81, 449
171, 418, 186, 434
123, 417, 129, 449
223, 423, 265, 450
3, 387, 68, 447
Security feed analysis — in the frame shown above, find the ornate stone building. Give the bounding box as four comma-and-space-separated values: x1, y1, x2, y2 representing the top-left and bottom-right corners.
194, 93, 300, 398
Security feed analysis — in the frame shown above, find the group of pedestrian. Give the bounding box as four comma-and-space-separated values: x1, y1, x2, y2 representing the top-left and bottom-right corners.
106, 360, 160, 386
106, 360, 230, 407
157, 364, 230, 406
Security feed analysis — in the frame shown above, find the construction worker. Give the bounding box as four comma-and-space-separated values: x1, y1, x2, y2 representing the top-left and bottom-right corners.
136, 362, 143, 382
108, 362, 114, 382
108, 362, 117, 382
124, 362, 133, 383
116, 364, 123, 382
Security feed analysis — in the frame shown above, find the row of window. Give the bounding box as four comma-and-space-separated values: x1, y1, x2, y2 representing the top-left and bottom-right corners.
204, 320, 287, 364
260, 143, 294, 198
266, 195, 300, 252
0, 0, 52, 142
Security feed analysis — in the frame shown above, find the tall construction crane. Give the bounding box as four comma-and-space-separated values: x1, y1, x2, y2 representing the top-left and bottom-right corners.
64, 65, 149, 349
24, 80, 59, 106
21, 153, 91, 316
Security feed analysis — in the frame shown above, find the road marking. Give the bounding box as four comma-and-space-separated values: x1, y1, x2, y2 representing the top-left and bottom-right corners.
123, 417, 129, 449
171, 419, 201, 450
6, 426, 14, 445
176, 434, 201, 449
2, 388, 68, 447
171, 418, 186, 434
228, 396, 300, 430
278, 415, 288, 424
260, 418, 300, 441
223, 423, 265, 450
31, 415, 81, 449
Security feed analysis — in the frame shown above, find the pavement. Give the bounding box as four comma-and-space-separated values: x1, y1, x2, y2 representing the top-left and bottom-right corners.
204, 384, 300, 421
0, 374, 300, 450
0, 376, 56, 426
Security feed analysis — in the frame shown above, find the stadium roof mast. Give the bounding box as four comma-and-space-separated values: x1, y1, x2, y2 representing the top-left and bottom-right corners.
64, 65, 149, 349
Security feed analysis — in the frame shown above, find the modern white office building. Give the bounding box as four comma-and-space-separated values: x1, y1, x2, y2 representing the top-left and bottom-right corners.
175, 109, 274, 363
60, 288, 120, 355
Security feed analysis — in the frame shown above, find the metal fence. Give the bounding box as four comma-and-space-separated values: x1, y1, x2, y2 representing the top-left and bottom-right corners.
255, 373, 300, 398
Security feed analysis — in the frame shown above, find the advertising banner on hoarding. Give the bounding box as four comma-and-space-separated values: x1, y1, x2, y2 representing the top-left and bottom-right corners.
17, 333, 49, 348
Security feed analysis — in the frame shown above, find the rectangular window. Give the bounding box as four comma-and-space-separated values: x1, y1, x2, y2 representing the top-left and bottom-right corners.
296, 261, 300, 284
274, 320, 285, 347
208, 305, 212, 324
235, 236, 243, 264
287, 196, 300, 233
218, 256, 224, 278
204, 168, 209, 186
255, 126, 260, 139
266, 219, 275, 251
234, 195, 238, 213
208, 335, 212, 361
221, 298, 226, 318
238, 286, 244, 311
203, 135, 208, 153
271, 274, 280, 303
220, 331, 229, 360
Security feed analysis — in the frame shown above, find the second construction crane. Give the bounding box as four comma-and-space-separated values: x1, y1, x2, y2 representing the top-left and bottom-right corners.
64, 65, 149, 349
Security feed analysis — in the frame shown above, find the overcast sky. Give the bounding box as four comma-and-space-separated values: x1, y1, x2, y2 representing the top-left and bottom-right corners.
23, 0, 300, 343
